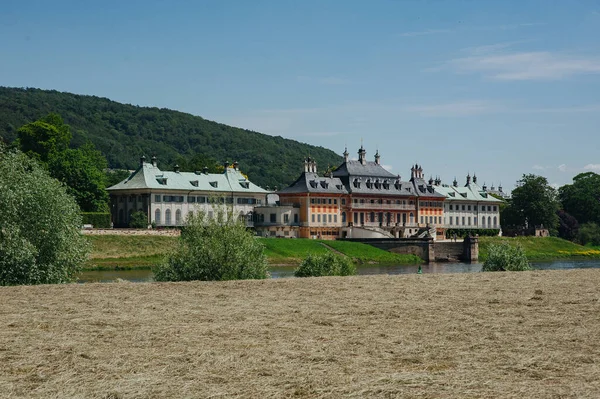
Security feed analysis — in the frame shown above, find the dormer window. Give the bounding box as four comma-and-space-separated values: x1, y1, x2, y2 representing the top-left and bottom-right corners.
239, 182, 250, 189
156, 177, 167, 185
366, 179, 373, 189
190, 180, 199, 187
320, 181, 329, 189
310, 180, 318, 188
210, 181, 218, 188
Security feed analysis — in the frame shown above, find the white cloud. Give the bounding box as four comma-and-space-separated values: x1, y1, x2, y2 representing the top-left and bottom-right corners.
446, 51, 600, 80
558, 164, 567, 172
532, 165, 546, 170
584, 164, 600, 171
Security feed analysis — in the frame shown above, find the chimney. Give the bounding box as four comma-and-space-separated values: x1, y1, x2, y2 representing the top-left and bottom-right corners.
304, 157, 310, 173
174, 164, 180, 173
466, 173, 471, 185
428, 176, 434, 185
151, 155, 157, 167
203, 166, 209, 174
233, 161, 239, 170
311, 159, 317, 173
223, 161, 229, 170
374, 150, 381, 165
343, 146, 349, 162
482, 182, 487, 191
140, 155, 146, 166
473, 173, 477, 184
417, 165, 423, 179
453, 177, 458, 187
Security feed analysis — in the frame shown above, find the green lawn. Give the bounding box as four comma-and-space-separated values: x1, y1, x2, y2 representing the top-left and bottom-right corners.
85, 235, 178, 270
323, 240, 422, 264
257, 238, 330, 264
479, 236, 600, 261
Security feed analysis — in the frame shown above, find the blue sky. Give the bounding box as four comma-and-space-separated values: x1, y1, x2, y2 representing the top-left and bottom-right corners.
2, 0, 600, 191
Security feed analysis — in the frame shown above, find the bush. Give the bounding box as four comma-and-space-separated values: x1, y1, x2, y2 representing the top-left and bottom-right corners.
81, 212, 111, 228
445, 228, 500, 239
0, 146, 90, 285
129, 211, 148, 228
294, 252, 356, 277
483, 242, 531, 272
577, 222, 600, 246
153, 209, 268, 281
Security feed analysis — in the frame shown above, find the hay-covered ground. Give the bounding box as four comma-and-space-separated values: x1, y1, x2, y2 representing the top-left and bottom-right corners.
1, 270, 599, 398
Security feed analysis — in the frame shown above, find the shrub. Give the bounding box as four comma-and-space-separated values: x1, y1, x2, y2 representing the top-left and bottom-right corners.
153, 209, 268, 281
129, 211, 148, 228
0, 146, 90, 285
577, 222, 600, 246
81, 212, 111, 228
294, 252, 356, 277
483, 242, 531, 272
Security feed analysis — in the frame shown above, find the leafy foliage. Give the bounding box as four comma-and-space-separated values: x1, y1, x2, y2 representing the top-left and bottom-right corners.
502, 174, 559, 231
577, 223, 600, 246
482, 242, 531, 272
559, 172, 600, 226
154, 209, 268, 281
129, 211, 149, 228
445, 228, 500, 238
0, 145, 90, 285
294, 252, 356, 277
81, 212, 111, 228
557, 210, 579, 241
0, 87, 342, 189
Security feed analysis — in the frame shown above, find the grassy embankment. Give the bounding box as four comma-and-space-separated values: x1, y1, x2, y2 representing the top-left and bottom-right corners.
2, 269, 599, 398
86, 236, 422, 270
479, 236, 600, 261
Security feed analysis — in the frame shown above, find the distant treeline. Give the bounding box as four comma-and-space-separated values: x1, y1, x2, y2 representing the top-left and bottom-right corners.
0, 87, 342, 188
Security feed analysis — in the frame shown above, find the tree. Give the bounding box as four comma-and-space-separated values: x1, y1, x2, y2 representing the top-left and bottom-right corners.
47, 143, 109, 212
16, 114, 109, 212
557, 210, 579, 241
153, 208, 268, 281
503, 174, 559, 230
16, 113, 71, 162
0, 145, 89, 285
559, 172, 600, 226
294, 252, 356, 277
483, 242, 531, 272
577, 223, 600, 246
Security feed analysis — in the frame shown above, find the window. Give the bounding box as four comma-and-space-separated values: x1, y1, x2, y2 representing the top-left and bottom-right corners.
175, 209, 182, 225
328, 199, 332, 204
468, 217, 471, 226
420, 216, 424, 224
493, 216, 497, 227
429, 216, 433, 224
129, 196, 133, 203
493, 206, 497, 212
154, 195, 161, 203
449, 204, 453, 210
328, 214, 332, 223
341, 198, 346, 205
189, 196, 196, 203
449, 216, 453, 225
333, 199, 337, 205
312, 214, 315, 223
270, 213, 276, 223
317, 214, 321, 223
370, 212, 375, 222
198, 196, 206, 203
488, 206, 492, 212
155, 209, 161, 224
462, 216, 465, 225
165, 209, 172, 225
482, 206, 485, 211
294, 214, 298, 223
467, 205, 471, 211
474, 217, 478, 225
462, 205, 465, 211
334, 214, 338, 223
311, 198, 315, 204
284, 214, 289, 223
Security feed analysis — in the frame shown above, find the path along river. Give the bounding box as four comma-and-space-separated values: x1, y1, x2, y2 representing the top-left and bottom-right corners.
77, 259, 600, 283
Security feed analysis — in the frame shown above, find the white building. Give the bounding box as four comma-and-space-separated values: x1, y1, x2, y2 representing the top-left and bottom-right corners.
107, 156, 268, 227
433, 174, 503, 233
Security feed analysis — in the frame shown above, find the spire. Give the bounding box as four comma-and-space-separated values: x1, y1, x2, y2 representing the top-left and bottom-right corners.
473, 173, 477, 184
358, 143, 367, 166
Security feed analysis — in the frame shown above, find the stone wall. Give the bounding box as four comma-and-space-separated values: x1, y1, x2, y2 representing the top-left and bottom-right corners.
434, 242, 464, 261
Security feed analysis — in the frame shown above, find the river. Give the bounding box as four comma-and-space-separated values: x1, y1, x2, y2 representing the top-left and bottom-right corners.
77, 259, 600, 283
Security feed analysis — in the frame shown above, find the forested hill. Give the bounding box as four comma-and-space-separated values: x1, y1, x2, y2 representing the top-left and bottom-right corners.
0, 87, 342, 188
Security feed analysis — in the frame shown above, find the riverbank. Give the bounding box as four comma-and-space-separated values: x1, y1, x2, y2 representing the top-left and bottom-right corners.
85, 235, 422, 270
479, 236, 600, 261
2, 269, 599, 398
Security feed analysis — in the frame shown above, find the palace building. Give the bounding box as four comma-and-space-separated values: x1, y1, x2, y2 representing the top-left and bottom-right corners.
107, 156, 267, 227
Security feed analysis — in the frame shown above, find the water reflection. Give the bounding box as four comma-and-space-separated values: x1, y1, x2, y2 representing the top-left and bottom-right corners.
78, 259, 600, 283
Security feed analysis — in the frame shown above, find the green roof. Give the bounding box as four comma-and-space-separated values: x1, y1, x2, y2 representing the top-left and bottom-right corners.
107, 162, 268, 194
434, 182, 503, 203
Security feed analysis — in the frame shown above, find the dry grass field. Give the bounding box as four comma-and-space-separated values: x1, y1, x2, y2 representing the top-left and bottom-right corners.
1, 270, 599, 398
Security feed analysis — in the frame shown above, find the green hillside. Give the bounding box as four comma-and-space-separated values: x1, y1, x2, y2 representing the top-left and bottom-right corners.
0, 87, 342, 188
